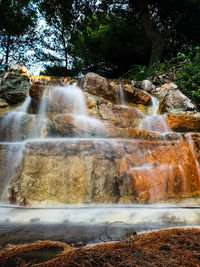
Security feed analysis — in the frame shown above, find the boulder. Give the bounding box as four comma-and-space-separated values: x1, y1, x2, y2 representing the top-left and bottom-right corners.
78, 72, 151, 105
29, 83, 47, 103
153, 72, 177, 85
85, 92, 144, 129
78, 72, 113, 101
121, 83, 151, 105
160, 85, 197, 113
140, 80, 155, 92
0, 71, 30, 105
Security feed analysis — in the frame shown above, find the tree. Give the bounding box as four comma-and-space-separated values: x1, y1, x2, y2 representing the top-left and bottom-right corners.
128, 0, 200, 66
0, 0, 37, 68
38, 0, 75, 71
37, 0, 200, 76
71, 10, 151, 77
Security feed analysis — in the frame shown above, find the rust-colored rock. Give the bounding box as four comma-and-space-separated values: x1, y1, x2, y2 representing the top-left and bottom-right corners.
167, 114, 200, 132
106, 124, 173, 140
7, 139, 200, 205
29, 84, 42, 103
31, 76, 70, 86
121, 83, 151, 105
85, 92, 143, 129
78, 72, 151, 105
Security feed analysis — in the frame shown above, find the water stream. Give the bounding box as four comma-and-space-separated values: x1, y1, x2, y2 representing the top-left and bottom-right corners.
0, 82, 200, 241
139, 94, 171, 134
117, 84, 126, 106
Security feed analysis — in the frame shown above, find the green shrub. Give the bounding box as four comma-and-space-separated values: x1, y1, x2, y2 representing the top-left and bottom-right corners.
176, 47, 200, 105
122, 48, 200, 106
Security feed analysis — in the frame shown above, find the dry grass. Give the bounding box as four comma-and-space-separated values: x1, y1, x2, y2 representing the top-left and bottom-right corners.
1, 228, 200, 266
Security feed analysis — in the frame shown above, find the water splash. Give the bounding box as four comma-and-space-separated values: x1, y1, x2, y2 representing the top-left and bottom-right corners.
139, 95, 171, 134
72, 114, 106, 137
0, 96, 31, 141
51, 85, 87, 115
0, 142, 25, 202
50, 85, 106, 137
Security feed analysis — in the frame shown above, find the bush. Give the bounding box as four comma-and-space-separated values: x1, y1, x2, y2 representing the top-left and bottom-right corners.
122, 48, 200, 106
176, 47, 200, 104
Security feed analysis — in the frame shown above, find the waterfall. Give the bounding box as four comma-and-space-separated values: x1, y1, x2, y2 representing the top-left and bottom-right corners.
0, 78, 200, 222
0, 142, 25, 202
0, 96, 31, 141
50, 85, 106, 137
185, 133, 200, 179
139, 95, 171, 134
116, 84, 126, 106
51, 85, 88, 115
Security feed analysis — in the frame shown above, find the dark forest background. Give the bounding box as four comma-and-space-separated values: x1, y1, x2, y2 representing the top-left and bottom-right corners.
0, 0, 200, 103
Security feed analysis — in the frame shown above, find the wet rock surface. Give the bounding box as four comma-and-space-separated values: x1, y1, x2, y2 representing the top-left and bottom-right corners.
0, 70, 200, 207
78, 72, 151, 105
7, 138, 200, 205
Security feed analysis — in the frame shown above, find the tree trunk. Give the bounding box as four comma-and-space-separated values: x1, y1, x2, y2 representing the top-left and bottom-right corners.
5, 34, 11, 70
148, 36, 165, 67
61, 28, 68, 69
136, 0, 165, 67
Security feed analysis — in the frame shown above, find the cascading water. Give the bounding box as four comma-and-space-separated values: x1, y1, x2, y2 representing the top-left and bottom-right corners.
0, 96, 31, 141
116, 84, 126, 106
0, 78, 200, 244
139, 94, 171, 134
185, 133, 200, 179
50, 85, 106, 137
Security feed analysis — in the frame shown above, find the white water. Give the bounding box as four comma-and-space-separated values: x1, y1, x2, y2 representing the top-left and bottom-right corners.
16, 96, 31, 112
185, 133, 200, 179
0, 96, 31, 141
72, 114, 106, 137
50, 85, 106, 137
0, 205, 200, 225
51, 85, 87, 115
139, 95, 171, 134
0, 143, 24, 202
117, 84, 126, 106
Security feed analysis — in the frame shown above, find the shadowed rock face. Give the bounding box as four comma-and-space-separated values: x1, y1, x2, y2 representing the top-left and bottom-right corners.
7, 138, 200, 205
0, 71, 29, 105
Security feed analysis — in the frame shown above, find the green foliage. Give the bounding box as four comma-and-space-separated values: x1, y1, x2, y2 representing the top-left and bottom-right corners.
176, 48, 200, 104
40, 60, 82, 77
122, 48, 200, 105
71, 10, 151, 78
122, 55, 187, 80
0, 0, 37, 65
